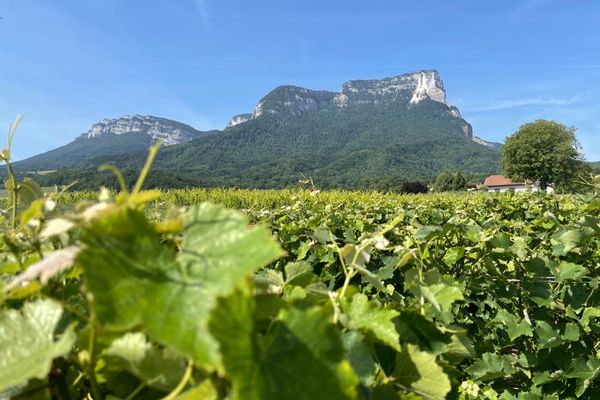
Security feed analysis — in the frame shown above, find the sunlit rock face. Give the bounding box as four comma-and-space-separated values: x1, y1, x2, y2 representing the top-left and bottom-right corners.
85, 115, 201, 146
333, 70, 446, 106
473, 136, 503, 150
227, 113, 253, 128
449, 106, 462, 118
462, 123, 473, 139
224, 69, 483, 141
228, 70, 452, 125
253, 86, 336, 117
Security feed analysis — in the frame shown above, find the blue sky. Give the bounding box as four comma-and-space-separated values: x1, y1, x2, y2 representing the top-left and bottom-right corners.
1, 0, 599, 160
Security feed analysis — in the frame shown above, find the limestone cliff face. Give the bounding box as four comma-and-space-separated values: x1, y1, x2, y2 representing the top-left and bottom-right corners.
333, 70, 446, 106
251, 86, 336, 118
472, 136, 503, 150
84, 115, 201, 146
462, 122, 473, 139
225, 70, 476, 140
226, 113, 253, 128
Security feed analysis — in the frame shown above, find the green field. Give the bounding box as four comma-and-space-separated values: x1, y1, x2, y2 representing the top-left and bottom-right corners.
2, 187, 600, 399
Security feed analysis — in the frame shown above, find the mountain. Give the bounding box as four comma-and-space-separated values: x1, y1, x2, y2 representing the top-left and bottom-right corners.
226, 70, 476, 140
15, 115, 209, 171
15, 70, 502, 189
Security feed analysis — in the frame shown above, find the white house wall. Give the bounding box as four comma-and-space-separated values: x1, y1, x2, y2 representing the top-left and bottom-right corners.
486, 185, 540, 193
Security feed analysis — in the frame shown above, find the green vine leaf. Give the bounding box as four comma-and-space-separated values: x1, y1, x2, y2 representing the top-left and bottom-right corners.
104, 332, 186, 391
0, 300, 75, 392
465, 353, 516, 382
341, 293, 400, 351
209, 288, 358, 400
565, 357, 600, 397
392, 344, 451, 400
79, 203, 282, 369
494, 310, 533, 342
556, 262, 589, 283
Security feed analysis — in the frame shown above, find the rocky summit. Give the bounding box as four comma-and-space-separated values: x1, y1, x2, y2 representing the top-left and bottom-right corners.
226, 70, 475, 140
84, 115, 202, 146
12, 115, 208, 171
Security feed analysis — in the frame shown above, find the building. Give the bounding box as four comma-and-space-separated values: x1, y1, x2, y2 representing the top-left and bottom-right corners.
483, 175, 541, 193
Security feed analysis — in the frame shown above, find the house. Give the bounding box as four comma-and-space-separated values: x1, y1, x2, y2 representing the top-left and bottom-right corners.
482, 175, 541, 193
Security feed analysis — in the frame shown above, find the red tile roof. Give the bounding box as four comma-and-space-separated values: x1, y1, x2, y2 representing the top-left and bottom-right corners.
483, 175, 519, 187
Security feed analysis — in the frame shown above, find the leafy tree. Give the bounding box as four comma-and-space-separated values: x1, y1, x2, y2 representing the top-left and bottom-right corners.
432, 171, 467, 192
502, 120, 584, 190
399, 180, 429, 194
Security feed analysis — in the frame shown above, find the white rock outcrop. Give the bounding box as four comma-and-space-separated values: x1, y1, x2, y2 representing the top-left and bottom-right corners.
226, 114, 252, 128
85, 115, 200, 146
409, 71, 447, 104
334, 70, 447, 107
230, 70, 451, 126
472, 136, 501, 149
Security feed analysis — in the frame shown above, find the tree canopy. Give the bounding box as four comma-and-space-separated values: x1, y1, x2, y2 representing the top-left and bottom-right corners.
502, 120, 584, 190
399, 180, 429, 194
432, 171, 467, 192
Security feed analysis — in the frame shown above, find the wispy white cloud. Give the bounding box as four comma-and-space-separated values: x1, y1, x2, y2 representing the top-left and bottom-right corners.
465, 94, 589, 112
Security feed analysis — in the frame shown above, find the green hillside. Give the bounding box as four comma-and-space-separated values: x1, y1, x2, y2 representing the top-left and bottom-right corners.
17, 133, 155, 170
154, 100, 500, 188
13, 115, 210, 172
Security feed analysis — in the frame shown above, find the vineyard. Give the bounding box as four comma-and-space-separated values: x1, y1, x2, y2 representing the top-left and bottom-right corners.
3, 168, 600, 398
